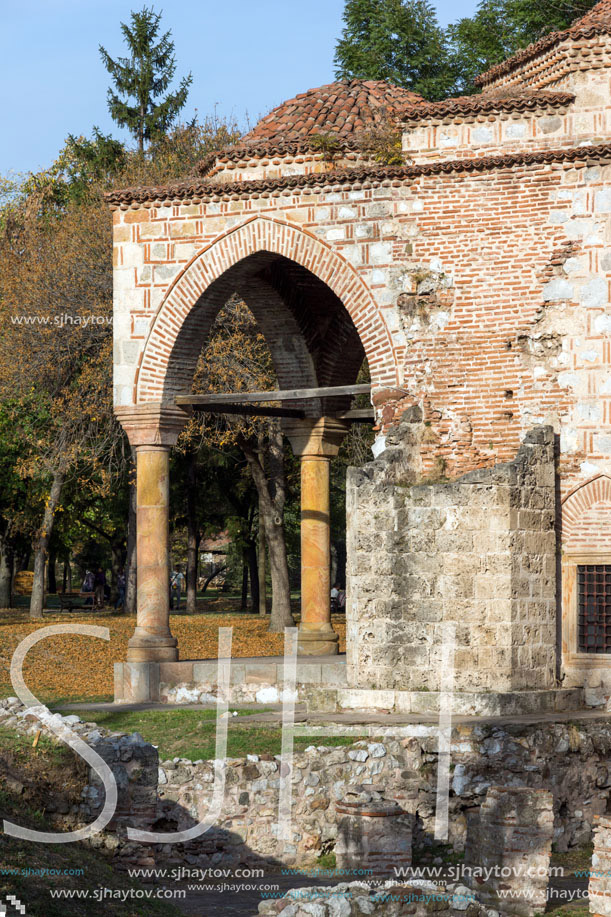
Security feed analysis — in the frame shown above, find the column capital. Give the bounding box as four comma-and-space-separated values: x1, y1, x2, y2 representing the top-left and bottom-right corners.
283, 417, 350, 458
115, 402, 191, 448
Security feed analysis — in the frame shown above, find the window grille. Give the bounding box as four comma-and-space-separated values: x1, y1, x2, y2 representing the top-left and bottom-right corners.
578, 564, 611, 654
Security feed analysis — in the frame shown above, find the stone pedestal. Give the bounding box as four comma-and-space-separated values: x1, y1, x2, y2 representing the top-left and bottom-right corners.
284, 417, 349, 656
465, 785, 554, 917
335, 784, 412, 876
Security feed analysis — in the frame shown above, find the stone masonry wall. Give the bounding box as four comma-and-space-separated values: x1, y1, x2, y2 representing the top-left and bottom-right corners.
346, 420, 557, 694
2, 697, 611, 868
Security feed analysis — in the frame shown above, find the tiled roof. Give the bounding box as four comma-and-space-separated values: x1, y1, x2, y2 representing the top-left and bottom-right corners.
401, 89, 575, 120
241, 79, 424, 144
105, 142, 611, 207
476, 0, 611, 87
194, 86, 574, 175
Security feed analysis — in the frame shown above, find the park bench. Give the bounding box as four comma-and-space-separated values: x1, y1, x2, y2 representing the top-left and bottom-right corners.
54, 592, 93, 613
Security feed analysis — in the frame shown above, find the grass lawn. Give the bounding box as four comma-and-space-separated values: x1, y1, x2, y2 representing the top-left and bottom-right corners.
0, 726, 183, 917
55, 706, 356, 760
0, 608, 346, 704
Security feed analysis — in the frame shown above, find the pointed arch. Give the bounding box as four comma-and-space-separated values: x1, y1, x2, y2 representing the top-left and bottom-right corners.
562, 474, 611, 551
135, 215, 399, 404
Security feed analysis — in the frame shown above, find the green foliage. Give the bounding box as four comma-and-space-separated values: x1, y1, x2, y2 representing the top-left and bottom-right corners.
334, 0, 456, 101
335, 0, 599, 100
447, 0, 599, 94
99, 5, 192, 152
310, 132, 343, 162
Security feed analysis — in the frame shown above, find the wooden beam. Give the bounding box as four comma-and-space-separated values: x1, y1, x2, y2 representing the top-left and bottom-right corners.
337, 408, 375, 422
191, 404, 306, 419
176, 383, 372, 406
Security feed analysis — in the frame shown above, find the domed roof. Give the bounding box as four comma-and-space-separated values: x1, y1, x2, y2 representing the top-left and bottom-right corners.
242, 79, 424, 146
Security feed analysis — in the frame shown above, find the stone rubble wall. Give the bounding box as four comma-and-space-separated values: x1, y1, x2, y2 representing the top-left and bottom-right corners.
2, 696, 609, 873
157, 718, 611, 866
346, 421, 557, 695
255, 881, 488, 917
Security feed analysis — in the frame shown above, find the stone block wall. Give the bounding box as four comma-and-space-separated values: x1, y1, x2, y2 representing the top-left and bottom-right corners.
346, 420, 557, 694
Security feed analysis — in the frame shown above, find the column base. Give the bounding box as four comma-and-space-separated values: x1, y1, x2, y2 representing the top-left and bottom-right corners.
127, 629, 178, 663
298, 623, 339, 657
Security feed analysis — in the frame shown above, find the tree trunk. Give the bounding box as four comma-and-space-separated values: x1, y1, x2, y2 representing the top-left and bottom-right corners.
258, 501, 267, 616
111, 541, 123, 606
30, 470, 64, 619
247, 540, 259, 613
240, 555, 249, 611
186, 450, 199, 614
241, 429, 293, 632
47, 548, 57, 595
125, 450, 137, 615
62, 556, 72, 594
0, 534, 13, 609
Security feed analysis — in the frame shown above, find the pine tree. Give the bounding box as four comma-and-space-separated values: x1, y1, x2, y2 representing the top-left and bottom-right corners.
99, 6, 192, 153
334, 0, 455, 101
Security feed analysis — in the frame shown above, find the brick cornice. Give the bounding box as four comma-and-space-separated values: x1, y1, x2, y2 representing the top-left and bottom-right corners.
476, 23, 611, 88
105, 142, 611, 209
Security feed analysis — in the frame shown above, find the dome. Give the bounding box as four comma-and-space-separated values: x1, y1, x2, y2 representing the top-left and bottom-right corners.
242, 79, 424, 146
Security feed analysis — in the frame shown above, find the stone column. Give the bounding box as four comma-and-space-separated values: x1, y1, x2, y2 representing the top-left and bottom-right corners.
284, 417, 349, 656
115, 404, 189, 664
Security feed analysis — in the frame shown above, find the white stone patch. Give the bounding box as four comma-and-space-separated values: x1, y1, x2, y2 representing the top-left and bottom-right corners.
577, 402, 602, 421
370, 241, 392, 264
174, 686, 201, 704
580, 276, 608, 308
542, 278, 573, 301
355, 223, 373, 239
557, 371, 579, 390
581, 349, 599, 362
472, 126, 493, 144
594, 434, 611, 454
338, 206, 357, 220
341, 244, 363, 266
548, 210, 569, 224
581, 461, 601, 475
564, 257, 585, 275
572, 191, 588, 215
439, 131, 459, 148
594, 312, 611, 333
326, 227, 344, 241
505, 122, 526, 139
133, 317, 150, 336
371, 434, 386, 458
596, 189, 611, 212
255, 686, 279, 704
560, 428, 579, 453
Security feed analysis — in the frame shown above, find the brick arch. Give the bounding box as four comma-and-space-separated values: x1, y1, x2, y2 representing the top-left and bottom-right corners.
562, 475, 611, 552
135, 215, 399, 404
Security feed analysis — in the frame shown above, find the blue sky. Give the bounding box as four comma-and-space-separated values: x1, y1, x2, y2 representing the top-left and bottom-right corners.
1, 0, 479, 175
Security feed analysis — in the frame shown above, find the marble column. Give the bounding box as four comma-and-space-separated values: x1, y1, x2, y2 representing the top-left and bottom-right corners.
115, 404, 189, 664
285, 417, 349, 656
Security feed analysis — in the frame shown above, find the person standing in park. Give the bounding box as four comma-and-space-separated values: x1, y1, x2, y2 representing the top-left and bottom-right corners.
115, 568, 126, 611
94, 567, 106, 609
170, 566, 186, 611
